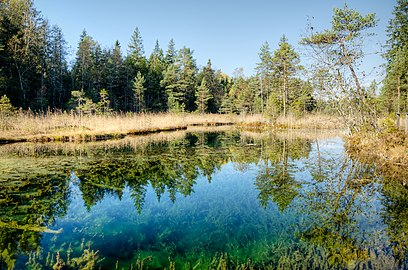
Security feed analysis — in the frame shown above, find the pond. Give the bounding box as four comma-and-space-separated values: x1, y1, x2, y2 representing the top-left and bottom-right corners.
0, 129, 407, 269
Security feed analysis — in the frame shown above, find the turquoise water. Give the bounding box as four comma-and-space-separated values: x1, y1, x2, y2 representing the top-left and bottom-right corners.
0, 131, 406, 269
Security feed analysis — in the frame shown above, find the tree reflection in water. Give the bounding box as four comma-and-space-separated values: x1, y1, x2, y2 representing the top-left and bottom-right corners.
0, 130, 406, 269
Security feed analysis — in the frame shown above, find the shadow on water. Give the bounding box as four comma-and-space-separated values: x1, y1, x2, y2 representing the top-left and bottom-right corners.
0, 130, 406, 269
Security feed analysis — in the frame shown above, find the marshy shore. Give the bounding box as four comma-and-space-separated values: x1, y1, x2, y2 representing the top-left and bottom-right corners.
0, 112, 342, 144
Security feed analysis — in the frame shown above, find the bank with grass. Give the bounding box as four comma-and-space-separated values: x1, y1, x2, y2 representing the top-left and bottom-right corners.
0, 112, 342, 144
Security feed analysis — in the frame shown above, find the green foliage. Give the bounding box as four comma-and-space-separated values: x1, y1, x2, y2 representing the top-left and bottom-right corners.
385, 0, 408, 62
196, 60, 225, 113
378, 116, 400, 133
255, 41, 273, 112
301, 4, 379, 133
265, 92, 282, 121
0, 0, 70, 109
289, 79, 316, 116
195, 78, 212, 113
271, 35, 301, 117
382, 19, 408, 114
160, 47, 197, 112
146, 40, 166, 111
97, 89, 112, 114
0, 95, 14, 114
219, 92, 236, 114
331, 4, 377, 39
132, 71, 146, 112
70, 90, 97, 115
164, 39, 177, 66
128, 27, 147, 73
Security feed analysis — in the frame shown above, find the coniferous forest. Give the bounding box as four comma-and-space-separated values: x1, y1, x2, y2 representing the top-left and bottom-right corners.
1, 0, 319, 116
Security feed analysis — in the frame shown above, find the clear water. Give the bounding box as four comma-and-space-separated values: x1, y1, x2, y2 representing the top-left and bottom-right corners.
0, 130, 406, 269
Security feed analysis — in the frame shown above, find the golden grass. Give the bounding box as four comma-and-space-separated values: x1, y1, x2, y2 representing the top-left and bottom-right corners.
346, 131, 408, 164
238, 114, 344, 130
0, 112, 342, 144
346, 130, 408, 184
241, 129, 343, 141
0, 112, 247, 142
274, 114, 344, 129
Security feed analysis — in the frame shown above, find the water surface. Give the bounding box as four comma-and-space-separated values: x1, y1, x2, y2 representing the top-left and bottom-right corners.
0, 130, 407, 269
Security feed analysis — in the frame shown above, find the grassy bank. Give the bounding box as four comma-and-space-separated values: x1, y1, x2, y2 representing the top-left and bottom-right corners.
346, 130, 408, 183
0, 112, 342, 144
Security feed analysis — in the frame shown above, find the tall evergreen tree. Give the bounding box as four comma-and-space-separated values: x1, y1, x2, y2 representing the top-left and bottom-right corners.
178, 47, 197, 111
1, 0, 47, 108
382, 0, 408, 113
164, 38, 177, 66
146, 40, 166, 111
107, 41, 125, 110
47, 25, 69, 108
161, 62, 184, 112
271, 35, 301, 117
385, 0, 408, 62
161, 47, 197, 112
256, 41, 273, 112
197, 60, 224, 113
127, 27, 147, 74
72, 30, 97, 98
195, 78, 212, 113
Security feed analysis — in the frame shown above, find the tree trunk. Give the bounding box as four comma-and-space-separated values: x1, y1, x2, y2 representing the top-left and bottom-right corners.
397, 75, 401, 114
259, 77, 264, 114
283, 76, 287, 118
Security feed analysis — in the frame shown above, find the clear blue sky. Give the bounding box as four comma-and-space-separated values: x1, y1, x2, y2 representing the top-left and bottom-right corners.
34, 0, 395, 81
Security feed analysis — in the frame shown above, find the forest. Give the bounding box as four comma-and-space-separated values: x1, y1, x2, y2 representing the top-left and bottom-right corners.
0, 0, 406, 130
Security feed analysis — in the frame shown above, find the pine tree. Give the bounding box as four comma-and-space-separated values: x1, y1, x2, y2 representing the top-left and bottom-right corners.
301, 4, 378, 132
132, 71, 146, 112
256, 41, 273, 112
97, 89, 112, 114
161, 64, 184, 112
272, 35, 301, 117
47, 25, 69, 108
198, 60, 224, 113
2, 0, 47, 108
178, 47, 197, 111
195, 78, 212, 113
385, 0, 408, 62
128, 27, 147, 73
382, 0, 408, 113
164, 38, 177, 66
73, 30, 97, 98
146, 40, 166, 111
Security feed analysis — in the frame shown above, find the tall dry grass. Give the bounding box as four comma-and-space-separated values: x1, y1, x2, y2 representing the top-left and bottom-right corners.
0, 111, 343, 143
0, 112, 264, 140
274, 114, 344, 129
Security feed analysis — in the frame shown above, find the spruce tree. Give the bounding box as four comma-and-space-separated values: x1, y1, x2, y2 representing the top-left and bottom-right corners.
256, 41, 273, 112
132, 71, 146, 112
272, 35, 300, 117
195, 78, 212, 113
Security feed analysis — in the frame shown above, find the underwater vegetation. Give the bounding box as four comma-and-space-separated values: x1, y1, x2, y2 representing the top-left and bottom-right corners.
0, 131, 407, 269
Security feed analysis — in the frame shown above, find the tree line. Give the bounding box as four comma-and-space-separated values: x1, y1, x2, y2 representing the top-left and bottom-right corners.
0, 0, 407, 124
0, 0, 315, 116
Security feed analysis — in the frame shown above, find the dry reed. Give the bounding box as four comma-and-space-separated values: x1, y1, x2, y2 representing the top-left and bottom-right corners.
0, 112, 342, 144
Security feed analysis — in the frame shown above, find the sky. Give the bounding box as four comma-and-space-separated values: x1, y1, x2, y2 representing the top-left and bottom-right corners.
34, 0, 395, 81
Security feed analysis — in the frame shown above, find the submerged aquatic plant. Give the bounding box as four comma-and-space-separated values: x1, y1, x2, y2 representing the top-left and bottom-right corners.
1, 131, 407, 269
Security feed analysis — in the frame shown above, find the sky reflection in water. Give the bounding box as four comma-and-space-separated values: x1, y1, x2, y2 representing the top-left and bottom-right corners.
0, 131, 406, 269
